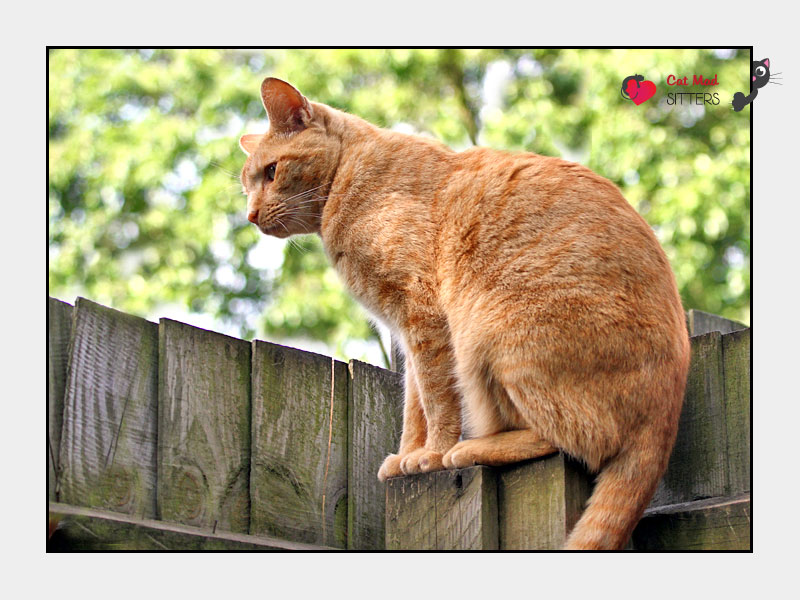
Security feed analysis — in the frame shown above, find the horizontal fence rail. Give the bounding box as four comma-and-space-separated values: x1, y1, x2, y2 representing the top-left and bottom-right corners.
48, 298, 750, 550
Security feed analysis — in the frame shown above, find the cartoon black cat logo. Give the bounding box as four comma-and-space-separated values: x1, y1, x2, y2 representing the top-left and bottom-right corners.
732, 58, 781, 111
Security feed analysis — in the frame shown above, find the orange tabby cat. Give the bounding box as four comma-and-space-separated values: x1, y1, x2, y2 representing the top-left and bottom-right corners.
240, 78, 690, 550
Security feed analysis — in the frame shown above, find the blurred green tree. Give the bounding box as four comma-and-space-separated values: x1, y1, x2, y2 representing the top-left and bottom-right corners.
48, 49, 750, 366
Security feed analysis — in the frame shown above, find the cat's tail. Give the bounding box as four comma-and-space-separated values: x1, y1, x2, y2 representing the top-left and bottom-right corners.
563, 338, 688, 550
563, 434, 670, 550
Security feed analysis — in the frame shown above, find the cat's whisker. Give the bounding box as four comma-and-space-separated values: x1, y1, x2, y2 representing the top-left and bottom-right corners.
292, 195, 328, 205
283, 214, 317, 228
288, 199, 328, 210
289, 195, 327, 207
284, 211, 323, 220
768, 81, 783, 85
209, 161, 241, 180
283, 183, 331, 203
274, 217, 291, 236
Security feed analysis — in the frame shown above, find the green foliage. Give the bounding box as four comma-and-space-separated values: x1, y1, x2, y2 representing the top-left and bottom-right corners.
49, 49, 750, 365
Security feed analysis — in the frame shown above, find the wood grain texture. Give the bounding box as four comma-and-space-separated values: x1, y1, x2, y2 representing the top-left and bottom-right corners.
652, 331, 728, 507
385, 466, 498, 550
157, 319, 251, 533
722, 328, 751, 495
632, 493, 751, 550
347, 359, 403, 549
687, 309, 747, 336
434, 468, 498, 550
58, 298, 159, 518
48, 503, 336, 551
48, 297, 73, 501
250, 341, 349, 547
498, 454, 593, 549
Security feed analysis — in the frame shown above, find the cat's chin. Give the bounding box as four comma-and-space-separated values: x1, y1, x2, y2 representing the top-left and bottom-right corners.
259, 224, 291, 238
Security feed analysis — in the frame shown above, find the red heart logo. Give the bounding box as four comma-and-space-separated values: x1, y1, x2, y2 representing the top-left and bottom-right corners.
629, 80, 657, 105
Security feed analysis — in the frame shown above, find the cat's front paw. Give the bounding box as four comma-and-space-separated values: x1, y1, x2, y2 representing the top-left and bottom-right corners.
442, 443, 477, 469
378, 454, 405, 482
400, 448, 444, 475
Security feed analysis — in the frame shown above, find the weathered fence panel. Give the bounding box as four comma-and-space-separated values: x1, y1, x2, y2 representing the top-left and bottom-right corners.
723, 328, 751, 495
498, 454, 593, 549
386, 466, 499, 550
157, 319, 251, 533
347, 359, 403, 549
58, 298, 159, 518
652, 331, 728, 506
48, 297, 73, 500
249, 341, 349, 548
48, 296, 750, 551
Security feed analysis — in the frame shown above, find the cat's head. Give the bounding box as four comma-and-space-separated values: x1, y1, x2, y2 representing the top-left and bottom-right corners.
239, 78, 340, 238
752, 58, 770, 89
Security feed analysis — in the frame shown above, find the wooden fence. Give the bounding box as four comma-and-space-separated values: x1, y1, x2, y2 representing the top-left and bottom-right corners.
47, 297, 750, 550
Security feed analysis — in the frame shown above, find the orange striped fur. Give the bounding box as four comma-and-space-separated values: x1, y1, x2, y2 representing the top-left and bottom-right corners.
240, 78, 691, 550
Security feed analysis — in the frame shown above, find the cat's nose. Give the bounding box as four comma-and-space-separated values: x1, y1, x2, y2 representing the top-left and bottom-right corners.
247, 209, 259, 224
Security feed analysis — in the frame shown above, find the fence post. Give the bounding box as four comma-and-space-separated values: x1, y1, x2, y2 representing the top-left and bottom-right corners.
386, 466, 499, 550
497, 455, 593, 549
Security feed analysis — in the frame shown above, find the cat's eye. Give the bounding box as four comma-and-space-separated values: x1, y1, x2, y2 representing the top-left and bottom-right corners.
265, 163, 277, 181
756, 66, 766, 76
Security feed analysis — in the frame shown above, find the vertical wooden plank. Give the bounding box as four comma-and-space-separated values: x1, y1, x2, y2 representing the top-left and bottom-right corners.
688, 309, 747, 336
434, 468, 499, 550
347, 360, 403, 549
157, 319, 251, 534
250, 341, 348, 547
385, 472, 437, 550
385, 467, 498, 550
722, 328, 751, 495
58, 298, 158, 518
48, 297, 73, 501
497, 455, 593, 549
652, 331, 728, 507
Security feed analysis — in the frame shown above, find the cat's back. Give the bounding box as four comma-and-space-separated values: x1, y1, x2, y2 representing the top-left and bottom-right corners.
435, 147, 686, 353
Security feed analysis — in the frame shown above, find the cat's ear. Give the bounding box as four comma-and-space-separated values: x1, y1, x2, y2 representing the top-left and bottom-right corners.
261, 78, 313, 135
239, 133, 264, 155
763, 58, 770, 68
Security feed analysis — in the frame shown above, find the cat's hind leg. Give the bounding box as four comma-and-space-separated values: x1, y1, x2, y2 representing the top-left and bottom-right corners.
443, 429, 557, 469
444, 343, 556, 469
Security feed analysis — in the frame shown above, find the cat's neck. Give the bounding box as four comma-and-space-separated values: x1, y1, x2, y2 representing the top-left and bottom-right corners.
320, 104, 455, 205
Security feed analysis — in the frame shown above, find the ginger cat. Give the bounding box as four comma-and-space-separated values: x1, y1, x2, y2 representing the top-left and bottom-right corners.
239, 78, 690, 550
